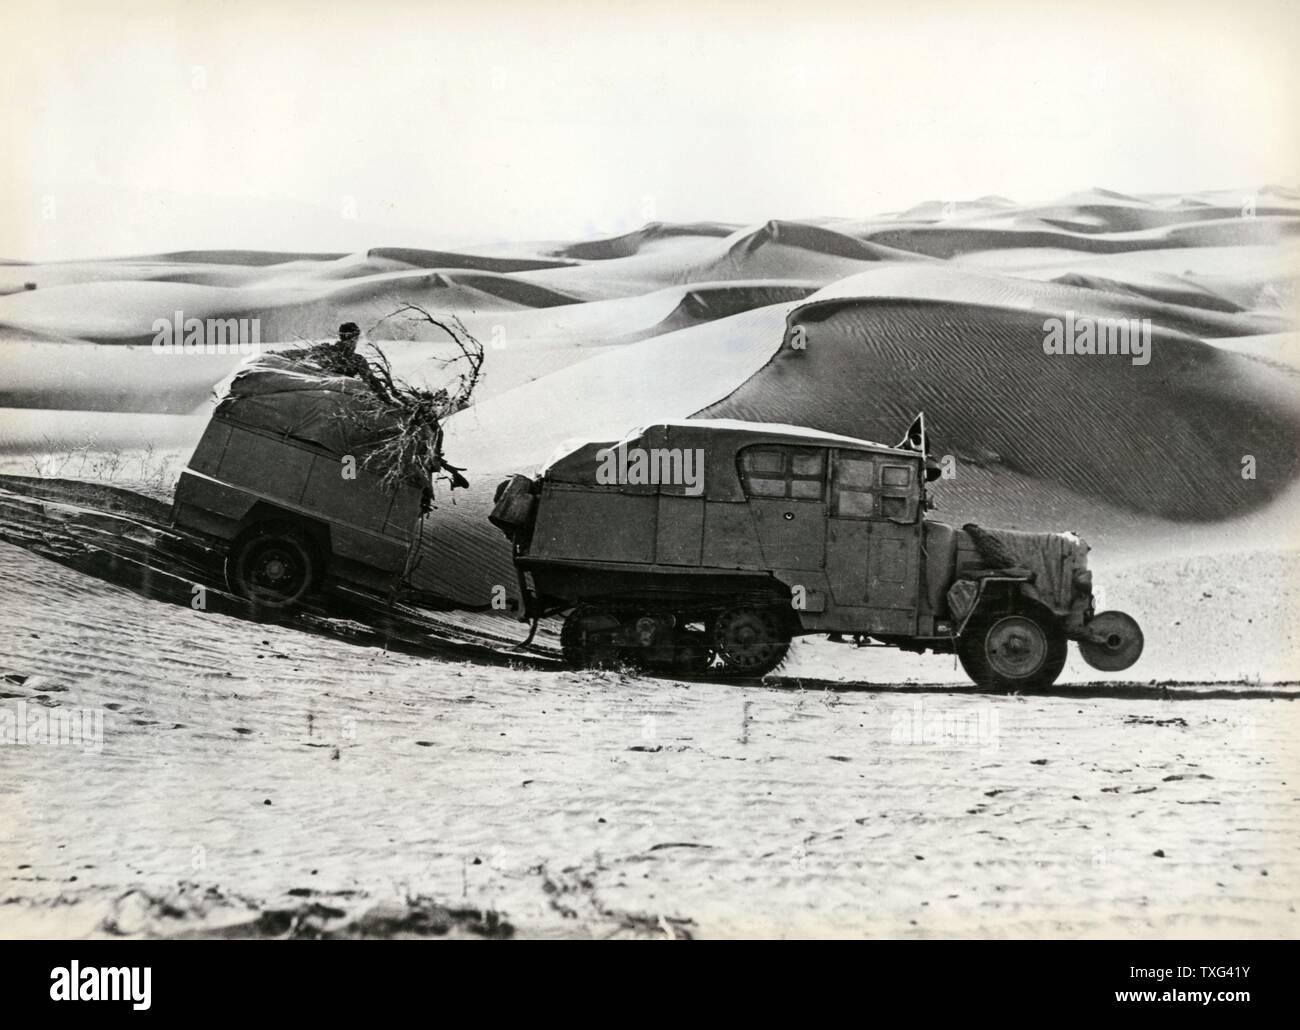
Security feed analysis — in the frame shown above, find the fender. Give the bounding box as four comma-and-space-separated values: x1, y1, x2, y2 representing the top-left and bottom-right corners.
953, 574, 1036, 636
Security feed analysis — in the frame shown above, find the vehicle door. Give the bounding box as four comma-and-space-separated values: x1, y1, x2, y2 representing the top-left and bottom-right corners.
738, 444, 827, 571
824, 450, 922, 634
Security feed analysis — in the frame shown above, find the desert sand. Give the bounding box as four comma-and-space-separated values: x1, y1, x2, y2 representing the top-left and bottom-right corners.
1, 188, 1297, 937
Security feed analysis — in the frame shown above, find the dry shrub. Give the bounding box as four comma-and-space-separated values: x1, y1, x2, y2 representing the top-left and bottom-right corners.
281, 304, 483, 492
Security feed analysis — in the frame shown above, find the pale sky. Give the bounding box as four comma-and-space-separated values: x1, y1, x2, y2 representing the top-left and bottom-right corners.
1, 0, 1296, 260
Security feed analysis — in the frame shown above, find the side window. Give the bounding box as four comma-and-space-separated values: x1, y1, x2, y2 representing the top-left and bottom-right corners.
742, 448, 787, 497
831, 451, 875, 518
739, 446, 826, 500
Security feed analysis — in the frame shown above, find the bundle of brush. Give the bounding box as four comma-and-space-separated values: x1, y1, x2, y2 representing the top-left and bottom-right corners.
282, 305, 482, 493
357, 379, 469, 493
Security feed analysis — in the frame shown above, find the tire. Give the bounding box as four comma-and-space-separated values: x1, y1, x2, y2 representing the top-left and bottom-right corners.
711, 606, 791, 677
958, 603, 1067, 691
225, 521, 323, 610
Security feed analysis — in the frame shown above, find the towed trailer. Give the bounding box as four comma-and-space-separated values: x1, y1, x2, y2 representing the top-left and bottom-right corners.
490, 415, 1144, 689
171, 413, 426, 608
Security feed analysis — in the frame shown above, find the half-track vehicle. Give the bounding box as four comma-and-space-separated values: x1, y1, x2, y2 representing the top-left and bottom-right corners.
490, 416, 1143, 689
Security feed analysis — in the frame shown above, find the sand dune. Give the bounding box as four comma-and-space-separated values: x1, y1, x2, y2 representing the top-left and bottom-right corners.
0, 278, 820, 413
1036, 205, 1298, 234
809, 262, 1285, 337
365, 246, 573, 273
551, 220, 737, 260
1048, 272, 1246, 314
848, 189, 1300, 261
126, 249, 349, 266
0, 281, 247, 341
1214, 330, 1300, 372
1, 260, 276, 294
0, 322, 94, 346
510, 221, 922, 300
864, 215, 1300, 259
0, 343, 243, 414
442, 302, 795, 471
459, 280, 816, 347
699, 297, 1300, 522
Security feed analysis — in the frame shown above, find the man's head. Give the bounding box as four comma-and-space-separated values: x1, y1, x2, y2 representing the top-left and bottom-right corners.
338, 322, 361, 351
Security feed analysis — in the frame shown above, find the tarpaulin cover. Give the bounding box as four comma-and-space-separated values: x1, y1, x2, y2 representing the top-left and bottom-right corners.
214, 353, 400, 457
964, 525, 1087, 610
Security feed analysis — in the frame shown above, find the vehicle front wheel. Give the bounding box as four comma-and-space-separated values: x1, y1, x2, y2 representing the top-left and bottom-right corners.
225, 521, 323, 610
958, 604, 1067, 692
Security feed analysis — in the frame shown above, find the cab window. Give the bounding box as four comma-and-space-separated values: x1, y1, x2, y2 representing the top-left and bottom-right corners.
831, 451, 875, 517
885, 462, 921, 520
739, 446, 826, 500
882, 465, 912, 488
832, 452, 920, 519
